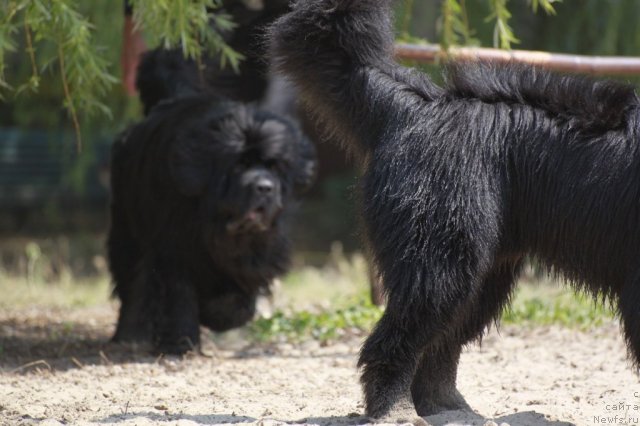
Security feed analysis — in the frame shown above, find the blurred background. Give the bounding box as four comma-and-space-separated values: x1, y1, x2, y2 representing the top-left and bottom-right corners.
0, 0, 639, 326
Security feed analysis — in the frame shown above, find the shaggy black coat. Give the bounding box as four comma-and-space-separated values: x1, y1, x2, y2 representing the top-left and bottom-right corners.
108, 49, 316, 354
270, 0, 640, 422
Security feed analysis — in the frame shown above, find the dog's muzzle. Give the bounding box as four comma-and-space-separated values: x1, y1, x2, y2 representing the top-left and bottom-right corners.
226, 169, 283, 234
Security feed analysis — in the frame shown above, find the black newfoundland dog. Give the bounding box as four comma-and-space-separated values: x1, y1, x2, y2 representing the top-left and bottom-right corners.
270, 0, 640, 423
107, 49, 316, 354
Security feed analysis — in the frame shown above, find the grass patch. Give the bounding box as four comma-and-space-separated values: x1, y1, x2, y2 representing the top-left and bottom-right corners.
502, 281, 616, 328
250, 282, 617, 343
0, 271, 111, 309
277, 244, 371, 307
0, 245, 618, 342
251, 248, 382, 343
251, 264, 618, 343
250, 300, 383, 343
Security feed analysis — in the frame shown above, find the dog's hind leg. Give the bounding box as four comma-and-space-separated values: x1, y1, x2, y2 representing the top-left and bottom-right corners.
359, 301, 431, 425
411, 261, 522, 416
359, 286, 479, 424
617, 278, 640, 368
358, 229, 506, 423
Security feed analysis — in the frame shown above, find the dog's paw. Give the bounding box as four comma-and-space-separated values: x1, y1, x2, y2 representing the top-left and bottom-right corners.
154, 330, 200, 356
367, 414, 430, 426
414, 388, 471, 417
367, 395, 430, 425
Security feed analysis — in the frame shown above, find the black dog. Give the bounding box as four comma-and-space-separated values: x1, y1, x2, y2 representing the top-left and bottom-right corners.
270, 0, 640, 423
107, 49, 316, 354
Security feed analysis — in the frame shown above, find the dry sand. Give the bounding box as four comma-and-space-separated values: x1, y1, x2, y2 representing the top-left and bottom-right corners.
0, 304, 638, 426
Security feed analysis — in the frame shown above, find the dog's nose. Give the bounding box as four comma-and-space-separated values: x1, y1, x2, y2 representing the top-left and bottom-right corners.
255, 178, 274, 194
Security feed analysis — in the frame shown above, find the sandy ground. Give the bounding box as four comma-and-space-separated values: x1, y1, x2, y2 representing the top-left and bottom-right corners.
0, 304, 639, 426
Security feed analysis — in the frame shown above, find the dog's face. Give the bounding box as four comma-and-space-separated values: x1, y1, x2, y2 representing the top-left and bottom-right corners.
223, 163, 283, 234
214, 115, 291, 235
169, 102, 316, 238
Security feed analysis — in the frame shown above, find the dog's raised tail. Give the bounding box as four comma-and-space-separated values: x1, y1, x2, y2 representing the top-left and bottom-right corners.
269, 0, 395, 88
135, 49, 203, 115
269, 0, 406, 156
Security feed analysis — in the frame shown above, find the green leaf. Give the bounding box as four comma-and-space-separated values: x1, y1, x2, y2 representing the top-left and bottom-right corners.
530, 0, 560, 15
131, 0, 241, 71
486, 0, 519, 49
440, 0, 479, 48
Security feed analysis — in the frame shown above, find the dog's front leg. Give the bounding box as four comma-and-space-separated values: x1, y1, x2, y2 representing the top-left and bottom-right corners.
151, 261, 201, 355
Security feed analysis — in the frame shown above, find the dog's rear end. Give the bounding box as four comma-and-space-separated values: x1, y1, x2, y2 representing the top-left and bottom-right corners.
270, 1, 640, 424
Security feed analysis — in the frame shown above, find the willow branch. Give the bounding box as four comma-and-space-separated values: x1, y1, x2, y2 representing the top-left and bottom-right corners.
23, 19, 38, 82
57, 45, 82, 153
395, 43, 640, 75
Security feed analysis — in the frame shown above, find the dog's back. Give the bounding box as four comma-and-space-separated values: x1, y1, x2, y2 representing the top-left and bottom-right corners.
445, 61, 638, 131
136, 49, 210, 115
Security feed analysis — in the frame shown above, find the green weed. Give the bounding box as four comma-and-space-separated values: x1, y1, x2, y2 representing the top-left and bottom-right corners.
0, 243, 618, 343
502, 284, 616, 328
250, 299, 383, 343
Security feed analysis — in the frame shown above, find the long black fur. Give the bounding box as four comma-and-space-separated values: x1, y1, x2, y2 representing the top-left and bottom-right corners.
107, 49, 316, 354
269, 0, 640, 422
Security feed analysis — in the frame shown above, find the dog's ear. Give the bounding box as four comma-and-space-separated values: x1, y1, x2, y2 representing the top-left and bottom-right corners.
169, 134, 213, 197
293, 134, 317, 196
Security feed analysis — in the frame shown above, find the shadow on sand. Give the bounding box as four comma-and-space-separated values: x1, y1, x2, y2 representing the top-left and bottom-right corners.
94, 409, 575, 426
